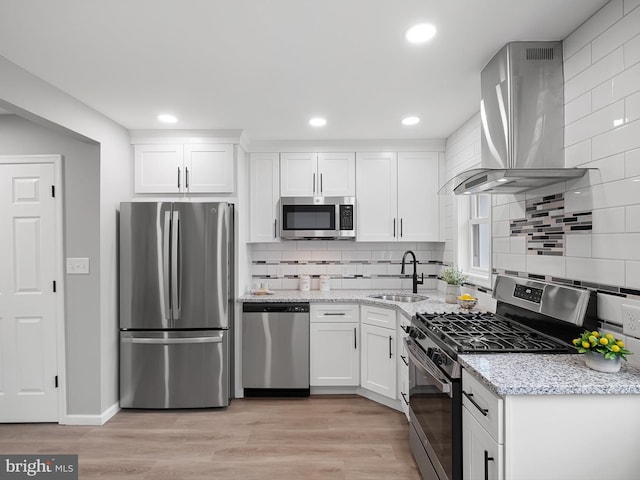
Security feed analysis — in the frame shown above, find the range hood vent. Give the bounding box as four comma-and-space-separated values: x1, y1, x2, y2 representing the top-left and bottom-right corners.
441, 41, 588, 195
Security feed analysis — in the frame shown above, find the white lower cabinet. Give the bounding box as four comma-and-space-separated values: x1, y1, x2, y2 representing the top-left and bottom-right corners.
463, 408, 504, 480
462, 369, 504, 480
360, 305, 396, 399
310, 304, 359, 386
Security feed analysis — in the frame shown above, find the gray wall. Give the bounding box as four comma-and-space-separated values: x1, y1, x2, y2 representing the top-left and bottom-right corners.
0, 114, 101, 414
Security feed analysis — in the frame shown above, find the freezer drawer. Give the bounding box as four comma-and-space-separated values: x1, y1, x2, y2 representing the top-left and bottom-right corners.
120, 330, 229, 408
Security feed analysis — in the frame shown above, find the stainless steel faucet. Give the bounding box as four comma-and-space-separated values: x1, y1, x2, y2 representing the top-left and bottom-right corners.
401, 250, 423, 294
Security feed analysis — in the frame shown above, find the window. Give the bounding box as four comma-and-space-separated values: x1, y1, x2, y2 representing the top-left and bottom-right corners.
457, 194, 491, 287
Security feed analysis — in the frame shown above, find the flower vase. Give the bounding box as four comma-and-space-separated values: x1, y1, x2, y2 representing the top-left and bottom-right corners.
445, 284, 461, 304
584, 351, 621, 373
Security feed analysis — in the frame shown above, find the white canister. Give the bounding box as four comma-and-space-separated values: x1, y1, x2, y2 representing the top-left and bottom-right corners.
299, 274, 310, 291
319, 275, 330, 292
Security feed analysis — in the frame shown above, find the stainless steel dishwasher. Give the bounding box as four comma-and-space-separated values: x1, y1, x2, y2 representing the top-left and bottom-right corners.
242, 303, 310, 397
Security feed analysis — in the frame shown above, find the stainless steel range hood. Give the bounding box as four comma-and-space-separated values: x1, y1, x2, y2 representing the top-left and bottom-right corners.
442, 41, 588, 195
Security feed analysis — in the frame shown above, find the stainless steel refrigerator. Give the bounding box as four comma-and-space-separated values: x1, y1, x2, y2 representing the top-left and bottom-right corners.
119, 202, 234, 408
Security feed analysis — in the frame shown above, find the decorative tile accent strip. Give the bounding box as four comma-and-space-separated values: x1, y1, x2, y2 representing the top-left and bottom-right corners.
510, 193, 592, 256
492, 269, 640, 301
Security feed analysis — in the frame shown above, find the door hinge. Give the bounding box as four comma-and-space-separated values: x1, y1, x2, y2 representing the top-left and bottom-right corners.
51, 185, 55, 198
55, 375, 58, 388
53, 281, 56, 292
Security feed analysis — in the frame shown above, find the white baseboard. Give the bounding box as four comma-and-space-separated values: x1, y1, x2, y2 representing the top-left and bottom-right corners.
61, 402, 120, 426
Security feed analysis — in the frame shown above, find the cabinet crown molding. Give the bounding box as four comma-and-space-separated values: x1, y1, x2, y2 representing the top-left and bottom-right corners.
129, 129, 243, 145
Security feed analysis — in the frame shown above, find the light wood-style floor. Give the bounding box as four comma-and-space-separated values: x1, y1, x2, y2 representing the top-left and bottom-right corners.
0, 395, 421, 479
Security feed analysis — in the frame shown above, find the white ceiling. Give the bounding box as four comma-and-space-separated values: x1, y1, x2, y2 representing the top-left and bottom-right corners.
0, 0, 609, 142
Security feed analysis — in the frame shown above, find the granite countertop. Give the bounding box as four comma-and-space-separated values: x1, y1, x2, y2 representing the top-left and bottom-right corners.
239, 289, 468, 318
459, 353, 640, 396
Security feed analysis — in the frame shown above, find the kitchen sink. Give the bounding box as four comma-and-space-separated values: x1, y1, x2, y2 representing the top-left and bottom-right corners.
369, 293, 428, 303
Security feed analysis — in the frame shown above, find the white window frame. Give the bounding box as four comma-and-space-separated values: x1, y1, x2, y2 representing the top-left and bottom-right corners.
456, 194, 492, 288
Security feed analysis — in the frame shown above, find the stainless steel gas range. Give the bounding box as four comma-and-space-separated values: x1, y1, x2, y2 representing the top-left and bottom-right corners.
405, 275, 597, 480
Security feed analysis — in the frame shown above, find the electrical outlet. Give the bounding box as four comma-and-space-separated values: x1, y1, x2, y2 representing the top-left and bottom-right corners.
66, 257, 90, 275
622, 304, 640, 339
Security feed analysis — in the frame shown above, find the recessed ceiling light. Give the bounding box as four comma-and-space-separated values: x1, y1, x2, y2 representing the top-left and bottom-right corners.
402, 116, 420, 126
158, 114, 177, 123
497, 178, 509, 183
405, 23, 437, 44
309, 117, 327, 127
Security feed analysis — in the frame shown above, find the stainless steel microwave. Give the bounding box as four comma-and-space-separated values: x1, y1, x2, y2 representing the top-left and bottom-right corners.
280, 196, 356, 240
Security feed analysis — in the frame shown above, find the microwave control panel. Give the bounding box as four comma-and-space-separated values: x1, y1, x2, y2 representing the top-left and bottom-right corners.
339, 205, 354, 231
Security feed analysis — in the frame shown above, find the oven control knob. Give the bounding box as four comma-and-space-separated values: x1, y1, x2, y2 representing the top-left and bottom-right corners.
431, 351, 444, 366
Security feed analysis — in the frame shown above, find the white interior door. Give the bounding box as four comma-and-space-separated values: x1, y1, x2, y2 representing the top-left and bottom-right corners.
0, 162, 59, 422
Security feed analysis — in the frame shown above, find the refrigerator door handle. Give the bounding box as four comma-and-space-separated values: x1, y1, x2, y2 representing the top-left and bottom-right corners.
122, 336, 224, 345
171, 209, 181, 321
163, 210, 171, 320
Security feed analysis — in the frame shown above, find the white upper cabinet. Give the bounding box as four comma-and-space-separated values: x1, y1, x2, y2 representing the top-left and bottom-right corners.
397, 152, 440, 242
134, 144, 184, 194
356, 151, 439, 242
280, 152, 355, 197
249, 153, 280, 243
134, 143, 234, 194
355, 152, 398, 241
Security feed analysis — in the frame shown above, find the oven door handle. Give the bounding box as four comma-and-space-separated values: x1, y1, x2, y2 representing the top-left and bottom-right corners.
404, 338, 452, 397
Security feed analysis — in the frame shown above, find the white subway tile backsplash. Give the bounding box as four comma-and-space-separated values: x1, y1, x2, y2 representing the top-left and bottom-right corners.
566, 257, 626, 285
565, 234, 593, 257
565, 44, 593, 81
311, 250, 341, 262
592, 233, 640, 259
281, 250, 310, 262
592, 207, 626, 233
566, 91, 593, 123
492, 204, 510, 222
627, 91, 640, 122
625, 0, 640, 15
626, 147, 640, 176
564, 139, 592, 167
627, 205, 640, 231
493, 237, 510, 254
565, 100, 624, 146
591, 79, 615, 110
565, 47, 624, 103
564, 189, 594, 212
526, 255, 566, 278
592, 118, 640, 159
495, 253, 526, 272
627, 260, 640, 287
624, 28, 640, 65
509, 201, 526, 220
609, 61, 640, 101
510, 236, 527, 255
492, 221, 511, 238
592, 4, 640, 61
564, 0, 623, 58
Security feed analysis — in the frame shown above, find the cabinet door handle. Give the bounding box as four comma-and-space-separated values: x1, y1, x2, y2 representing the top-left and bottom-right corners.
389, 335, 393, 358
313, 173, 316, 194
393, 218, 396, 237
400, 354, 409, 367
400, 392, 409, 406
484, 450, 495, 480
400, 218, 403, 237
177, 167, 181, 189
320, 173, 323, 193
185, 167, 189, 189
274, 219, 277, 239
463, 390, 489, 416
323, 312, 346, 316
354, 327, 357, 350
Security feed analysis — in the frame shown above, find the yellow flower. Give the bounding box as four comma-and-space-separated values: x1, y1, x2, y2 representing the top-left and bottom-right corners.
582, 341, 591, 349
612, 345, 621, 353
617, 340, 625, 348
572, 339, 580, 346
589, 336, 597, 344
605, 333, 615, 340
591, 331, 600, 337
599, 337, 609, 346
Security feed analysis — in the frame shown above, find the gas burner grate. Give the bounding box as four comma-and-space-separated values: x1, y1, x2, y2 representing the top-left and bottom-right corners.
415, 311, 575, 354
